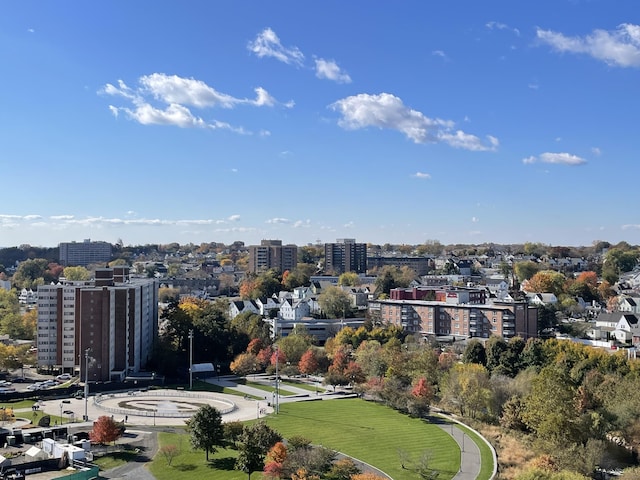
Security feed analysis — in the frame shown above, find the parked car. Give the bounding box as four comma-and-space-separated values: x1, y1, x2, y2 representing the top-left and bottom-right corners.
56, 374, 72, 381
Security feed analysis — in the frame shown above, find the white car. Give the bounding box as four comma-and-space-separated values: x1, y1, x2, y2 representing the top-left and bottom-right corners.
56, 374, 72, 381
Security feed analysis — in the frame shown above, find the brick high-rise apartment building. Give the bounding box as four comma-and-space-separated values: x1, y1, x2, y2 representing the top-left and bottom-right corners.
248, 240, 298, 273
324, 238, 367, 274
37, 266, 158, 382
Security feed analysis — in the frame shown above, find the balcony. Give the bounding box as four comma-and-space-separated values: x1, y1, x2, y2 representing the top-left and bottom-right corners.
503, 321, 515, 328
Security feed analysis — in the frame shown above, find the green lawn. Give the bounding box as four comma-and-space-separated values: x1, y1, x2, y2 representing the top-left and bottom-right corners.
279, 379, 322, 393
93, 450, 138, 470
263, 399, 460, 480
148, 399, 475, 480
241, 380, 297, 397
149, 433, 247, 480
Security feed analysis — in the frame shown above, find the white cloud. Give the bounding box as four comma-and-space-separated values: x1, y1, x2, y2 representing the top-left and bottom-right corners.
622, 224, 640, 230
413, 172, 431, 179
472, 216, 479, 223
344, 221, 354, 228
536, 24, 640, 67
591, 147, 602, 156
228, 215, 241, 222
50, 215, 74, 220
486, 21, 520, 36
266, 218, 290, 224
330, 92, 498, 151
315, 58, 352, 83
528, 83, 539, 90
101, 74, 289, 132
293, 219, 311, 228
523, 152, 587, 166
248, 28, 304, 66
27, 28, 35, 33
432, 50, 449, 61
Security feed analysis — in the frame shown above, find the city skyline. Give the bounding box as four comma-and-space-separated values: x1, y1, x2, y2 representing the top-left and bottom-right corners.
1, 1, 639, 248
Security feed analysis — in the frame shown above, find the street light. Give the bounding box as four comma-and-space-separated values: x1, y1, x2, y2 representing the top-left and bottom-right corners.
84, 348, 91, 421
188, 330, 194, 390
274, 346, 279, 414
59, 403, 63, 425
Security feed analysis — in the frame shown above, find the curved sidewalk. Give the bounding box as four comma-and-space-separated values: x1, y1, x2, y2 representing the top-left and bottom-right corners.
437, 421, 482, 480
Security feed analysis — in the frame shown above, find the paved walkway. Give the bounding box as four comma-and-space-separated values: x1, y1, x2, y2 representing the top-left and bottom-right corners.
437, 421, 482, 480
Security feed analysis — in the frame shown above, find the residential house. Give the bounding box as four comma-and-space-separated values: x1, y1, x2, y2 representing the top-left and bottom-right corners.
613, 313, 640, 344
279, 298, 311, 321
525, 293, 558, 306
256, 297, 280, 317
228, 300, 260, 319
617, 296, 640, 315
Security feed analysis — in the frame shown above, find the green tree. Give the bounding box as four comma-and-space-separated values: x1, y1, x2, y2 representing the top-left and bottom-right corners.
11, 258, 51, 289
521, 365, 582, 447
485, 336, 508, 372
231, 311, 270, 342
337, 272, 361, 286
0, 290, 19, 319
186, 405, 224, 461
236, 421, 282, 479
278, 333, 313, 365
442, 363, 492, 419
63, 266, 91, 281
318, 286, 352, 318
514, 261, 541, 283
462, 339, 486, 366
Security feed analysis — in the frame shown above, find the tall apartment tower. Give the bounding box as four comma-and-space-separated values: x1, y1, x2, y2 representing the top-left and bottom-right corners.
36, 266, 158, 382
59, 239, 112, 266
324, 238, 367, 274
248, 240, 298, 274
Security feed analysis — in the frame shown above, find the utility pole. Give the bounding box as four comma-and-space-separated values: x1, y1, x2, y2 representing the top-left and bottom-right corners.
84, 348, 90, 421
188, 330, 194, 390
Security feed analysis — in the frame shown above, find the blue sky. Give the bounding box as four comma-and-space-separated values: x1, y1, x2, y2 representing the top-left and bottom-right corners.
1, 1, 639, 248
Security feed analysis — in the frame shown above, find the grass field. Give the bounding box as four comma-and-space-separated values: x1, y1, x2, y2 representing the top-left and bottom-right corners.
147, 398, 470, 480
263, 399, 461, 480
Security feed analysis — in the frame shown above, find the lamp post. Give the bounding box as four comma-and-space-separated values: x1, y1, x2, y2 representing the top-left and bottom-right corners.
188, 330, 194, 390
274, 346, 279, 414
84, 348, 90, 421
59, 403, 63, 425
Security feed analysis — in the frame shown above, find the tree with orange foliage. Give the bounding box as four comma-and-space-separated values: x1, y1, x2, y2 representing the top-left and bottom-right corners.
230, 352, 260, 377
411, 377, 433, 401
523, 270, 566, 296
263, 442, 287, 479
89, 415, 123, 445
247, 338, 264, 355
351, 473, 388, 480
298, 349, 320, 376
290, 468, 320, 480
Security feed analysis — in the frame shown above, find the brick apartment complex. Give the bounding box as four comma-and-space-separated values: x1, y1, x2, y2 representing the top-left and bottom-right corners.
59, 239, 112, 267
324, 238, 367, 274
248, 240, 298, 273
367, 256, 433, 276
36, 267, 158, 381
375, 298, 538, 339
